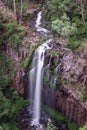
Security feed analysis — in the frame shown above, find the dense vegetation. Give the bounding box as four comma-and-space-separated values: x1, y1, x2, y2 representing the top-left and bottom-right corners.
44, 106, 79, 130
0, 0, 87, 130
44, 1, 87, 129
44, 0, 87, 51
0, 2, 27, 130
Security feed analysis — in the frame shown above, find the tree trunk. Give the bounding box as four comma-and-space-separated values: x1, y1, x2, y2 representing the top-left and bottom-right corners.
20, 0, 23, 18
13, 0, 16, 15
80, 3, 87, 31
77, 0, 87, 33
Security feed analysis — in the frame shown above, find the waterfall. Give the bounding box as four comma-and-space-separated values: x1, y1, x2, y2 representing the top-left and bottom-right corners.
35, 10, 42, 28
29, 10, 53, 126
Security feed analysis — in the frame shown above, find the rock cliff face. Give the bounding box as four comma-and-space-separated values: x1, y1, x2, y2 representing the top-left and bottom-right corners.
5, 29, 40, 95
43, 38, 87, 127
56, 87, 87, 127
55, 45, 87, 126
5, 45, 27, 95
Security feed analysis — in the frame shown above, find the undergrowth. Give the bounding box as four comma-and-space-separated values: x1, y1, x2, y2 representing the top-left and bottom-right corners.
44, 105, 79, 130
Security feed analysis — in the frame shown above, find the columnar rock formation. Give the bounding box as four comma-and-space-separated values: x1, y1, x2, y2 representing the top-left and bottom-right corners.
43, 40, 87, 127
56, 88, 87, 127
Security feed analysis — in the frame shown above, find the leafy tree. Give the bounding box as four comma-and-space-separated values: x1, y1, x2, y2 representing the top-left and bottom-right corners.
44, 0, 87, 51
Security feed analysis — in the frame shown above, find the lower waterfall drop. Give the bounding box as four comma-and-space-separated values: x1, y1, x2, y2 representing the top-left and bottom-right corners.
31, 43, 51, 125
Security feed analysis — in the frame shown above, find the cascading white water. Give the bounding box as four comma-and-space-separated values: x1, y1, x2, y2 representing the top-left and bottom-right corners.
29, 10, 53, 126
32, 43, 51, 125
35, 11, 42, 28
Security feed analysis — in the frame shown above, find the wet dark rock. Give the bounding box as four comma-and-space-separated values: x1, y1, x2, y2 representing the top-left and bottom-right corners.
44, 50, 50, 65
50, 55, 59, 69
16, 105, 69, 130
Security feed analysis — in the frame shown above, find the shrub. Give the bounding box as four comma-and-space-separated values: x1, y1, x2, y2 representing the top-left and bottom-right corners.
51, 50, 60, 57
67, 38, 81, 51
81, 91, 87, 101
0, 88, 27, 130
45, 0, 87, 48
8, 32, 24, 50
0, 75, 9, 89
44, 105, 79, 130
51, 13, 77, 38
47, 119, 57, 130
5, 21, 25, 50
24, 57, 30, 68
0, 53, 15, 89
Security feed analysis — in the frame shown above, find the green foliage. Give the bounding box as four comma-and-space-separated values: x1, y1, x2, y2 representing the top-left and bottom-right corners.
0, 19, 5, 49
44, 105, 79, 130
51, 50, 60, 57
43, 75, 49, 86
56, 75, 63, 85
16, 0, 29, 16
30, 43, 40, 55
1, 121, 19, 130
5, 21, 25, 50
45, 0, 87, 50
0, 91, 11, 120
5, 21, 25, 35
67, 38, 81, 51
0, 88, 27, 130
68, 122, 79, 130
0, 19, 4, 31
47, 118, 57, 130
0, 53, 15, 89
0, 75, 9, 89
25, 42, 31, 48
0, 88, 27, 121
24, 57, 30, 68
81, 91, 87, 101
0, 15, 25, 50
44, 105, 65, 121
51, 14, 77, 38
0, 4, 27, 130
0, 16, 26, 130
79, 124, 87, 130
8, 32, 24, 49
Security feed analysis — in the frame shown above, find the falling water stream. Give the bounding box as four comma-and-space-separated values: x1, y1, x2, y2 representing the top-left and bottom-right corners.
29, 10, 53, 127
17, 7, 70, 130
